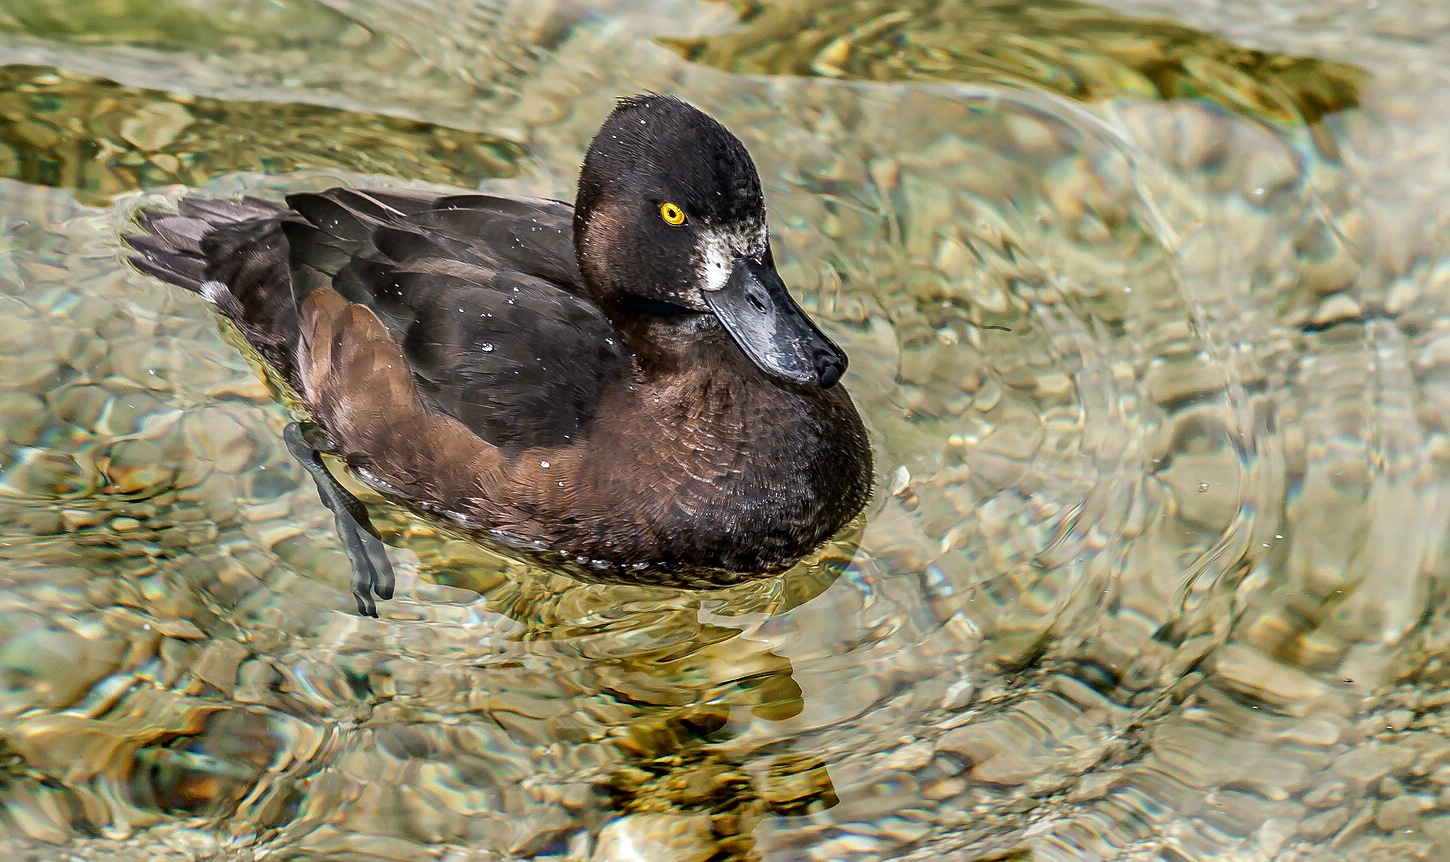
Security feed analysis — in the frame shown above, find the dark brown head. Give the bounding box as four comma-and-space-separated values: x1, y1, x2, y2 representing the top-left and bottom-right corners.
573, 94, 847, 388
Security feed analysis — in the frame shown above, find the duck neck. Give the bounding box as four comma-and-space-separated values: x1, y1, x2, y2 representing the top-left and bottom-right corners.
606, 306, 741, 382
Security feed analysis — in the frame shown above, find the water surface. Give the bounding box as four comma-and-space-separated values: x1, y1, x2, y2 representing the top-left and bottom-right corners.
2, 0, 1450, 859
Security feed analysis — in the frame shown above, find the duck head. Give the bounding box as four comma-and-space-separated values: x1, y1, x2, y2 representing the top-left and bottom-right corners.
574, 94, 847, 388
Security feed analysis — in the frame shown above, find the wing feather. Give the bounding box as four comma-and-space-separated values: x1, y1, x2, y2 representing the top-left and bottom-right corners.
283, 189, 629, 453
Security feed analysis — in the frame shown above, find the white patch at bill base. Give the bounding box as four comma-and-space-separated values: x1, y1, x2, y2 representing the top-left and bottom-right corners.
697, 222, 768, 293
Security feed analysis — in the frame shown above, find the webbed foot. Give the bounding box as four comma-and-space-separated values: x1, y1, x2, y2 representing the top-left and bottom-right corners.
283, 422, 395, 617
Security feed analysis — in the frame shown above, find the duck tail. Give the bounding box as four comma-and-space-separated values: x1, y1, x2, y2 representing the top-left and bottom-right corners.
126, 197, 284, 293
126, 196, 303, 384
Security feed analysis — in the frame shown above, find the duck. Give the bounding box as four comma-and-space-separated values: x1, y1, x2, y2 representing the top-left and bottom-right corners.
127, 94, 873, 615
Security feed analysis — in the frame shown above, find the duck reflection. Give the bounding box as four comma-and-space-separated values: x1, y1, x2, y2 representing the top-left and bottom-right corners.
363, 495, 859, 860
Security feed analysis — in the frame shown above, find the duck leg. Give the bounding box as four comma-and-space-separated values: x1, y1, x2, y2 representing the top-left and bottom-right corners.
283, 422, 395, 617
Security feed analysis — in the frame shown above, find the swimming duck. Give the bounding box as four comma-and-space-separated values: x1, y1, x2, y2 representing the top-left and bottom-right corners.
128, 94, 873, 615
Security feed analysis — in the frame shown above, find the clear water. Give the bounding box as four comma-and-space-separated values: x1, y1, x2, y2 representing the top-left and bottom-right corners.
2, 0, 1449, 859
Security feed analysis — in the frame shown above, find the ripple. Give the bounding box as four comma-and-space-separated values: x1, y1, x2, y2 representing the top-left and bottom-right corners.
0, 64, 526, 206
664, 0, 1365, 127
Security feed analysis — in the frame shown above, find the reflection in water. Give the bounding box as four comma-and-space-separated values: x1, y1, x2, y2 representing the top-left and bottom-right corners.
666, 0, 1363, 126
0, 65, 526, 206
2, 0, 1450, 859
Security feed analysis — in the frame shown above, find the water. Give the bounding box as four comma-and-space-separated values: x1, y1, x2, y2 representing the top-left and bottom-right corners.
2, 0, 1449, 859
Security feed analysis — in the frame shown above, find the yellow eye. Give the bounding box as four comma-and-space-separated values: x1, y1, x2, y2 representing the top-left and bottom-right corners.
659, 202, 686, 226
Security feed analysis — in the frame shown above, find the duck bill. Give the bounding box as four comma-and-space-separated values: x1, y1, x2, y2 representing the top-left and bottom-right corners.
704, 257, 847, 388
